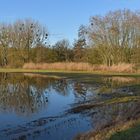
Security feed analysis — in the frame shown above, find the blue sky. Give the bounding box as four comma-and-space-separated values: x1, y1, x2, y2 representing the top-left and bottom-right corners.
0, 0, 140, 44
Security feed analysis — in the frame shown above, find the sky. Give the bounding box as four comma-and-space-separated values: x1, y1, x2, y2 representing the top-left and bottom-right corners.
0, 0, 140, 44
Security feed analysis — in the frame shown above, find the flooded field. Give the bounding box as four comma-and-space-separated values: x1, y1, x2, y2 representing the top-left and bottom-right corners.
0, 73, 139, 140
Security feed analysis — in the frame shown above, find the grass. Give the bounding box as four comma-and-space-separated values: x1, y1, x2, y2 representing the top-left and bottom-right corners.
0, 68, 140, 75
110, 124, 140, 140
75, 118, 140, 140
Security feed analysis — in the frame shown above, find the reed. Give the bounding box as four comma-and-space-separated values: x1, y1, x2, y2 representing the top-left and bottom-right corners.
23, 62, 136, 73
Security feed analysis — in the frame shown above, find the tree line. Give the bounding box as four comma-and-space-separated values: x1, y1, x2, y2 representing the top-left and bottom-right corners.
0, 9, 140, 68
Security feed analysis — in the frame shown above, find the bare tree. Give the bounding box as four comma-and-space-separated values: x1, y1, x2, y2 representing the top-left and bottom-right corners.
86, 9, 140, 66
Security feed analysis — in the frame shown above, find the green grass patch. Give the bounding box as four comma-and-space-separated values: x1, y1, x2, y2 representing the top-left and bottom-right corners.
0, 68, 140, 76
110, 124, 140, 140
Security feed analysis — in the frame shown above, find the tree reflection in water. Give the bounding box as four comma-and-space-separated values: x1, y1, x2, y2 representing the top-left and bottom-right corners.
0, 73, 51, 115
0, 73, 98, 116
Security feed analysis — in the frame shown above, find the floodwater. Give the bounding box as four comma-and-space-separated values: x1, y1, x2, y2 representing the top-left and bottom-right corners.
0, 73, 139, 140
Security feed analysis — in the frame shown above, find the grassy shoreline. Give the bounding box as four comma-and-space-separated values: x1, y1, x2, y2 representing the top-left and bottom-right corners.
0, 68, 140, 76
75, 118, 140, 140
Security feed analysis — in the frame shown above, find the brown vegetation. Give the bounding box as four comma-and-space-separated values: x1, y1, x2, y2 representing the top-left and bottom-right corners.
23, 62, 137, 73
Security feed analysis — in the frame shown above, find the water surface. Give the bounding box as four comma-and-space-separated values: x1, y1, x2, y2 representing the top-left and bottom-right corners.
0, 73, 139, 140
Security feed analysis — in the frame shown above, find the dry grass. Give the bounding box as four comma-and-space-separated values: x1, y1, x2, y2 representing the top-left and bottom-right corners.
23, 62, 94, 71
96, 63, 135, 73
23, 62, 136, 73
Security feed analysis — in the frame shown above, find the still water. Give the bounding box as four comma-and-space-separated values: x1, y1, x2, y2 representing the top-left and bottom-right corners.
0, 73, 139, 140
